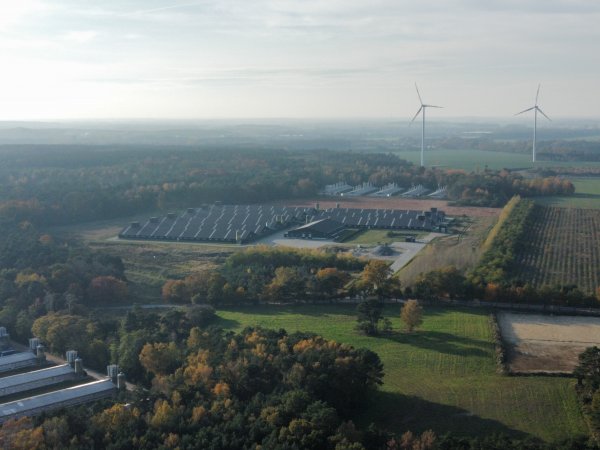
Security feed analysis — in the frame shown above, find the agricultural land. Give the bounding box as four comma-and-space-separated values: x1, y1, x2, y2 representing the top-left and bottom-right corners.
514, 205, 600, 293
216, 304, 587, 442
394, 149, 600, 172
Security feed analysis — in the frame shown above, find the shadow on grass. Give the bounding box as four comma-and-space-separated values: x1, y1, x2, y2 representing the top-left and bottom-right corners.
219, 303, 493, 319
571, 192, 600, 200
219, 303, 356, 318
213, 316, 241, 329
383, 330, 491, 358
358, 390, 531, 439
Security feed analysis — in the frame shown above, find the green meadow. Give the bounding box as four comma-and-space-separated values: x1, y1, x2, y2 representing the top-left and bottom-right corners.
394, 149, 600, 172
534, 177, 600, 209
216, 304, 586, 442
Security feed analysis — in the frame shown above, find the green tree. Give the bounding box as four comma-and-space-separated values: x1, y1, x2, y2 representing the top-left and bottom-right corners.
264, 266, 305, 302
315, 268, 349, 299
139, 342, 181, 376
356, 299, 384, 336
574, 346, 600, 399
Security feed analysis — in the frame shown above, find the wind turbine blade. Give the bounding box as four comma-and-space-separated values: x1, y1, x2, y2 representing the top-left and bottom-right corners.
425, 105, 443, 108
415, 83, 423, 105
537, 106, 551, 121
410, 106, 423, 123
515, 106, 535, 116
535, 84, 541, 106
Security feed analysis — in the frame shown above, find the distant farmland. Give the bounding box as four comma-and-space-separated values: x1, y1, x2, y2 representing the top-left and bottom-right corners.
515, 205, 600, 293
394, 149, 600, 172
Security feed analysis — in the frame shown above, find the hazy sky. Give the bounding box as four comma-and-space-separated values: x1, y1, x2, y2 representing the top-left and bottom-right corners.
1, 0, 599, 120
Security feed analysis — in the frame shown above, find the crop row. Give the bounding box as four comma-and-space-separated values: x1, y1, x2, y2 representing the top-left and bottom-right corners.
515, 206, 600, 293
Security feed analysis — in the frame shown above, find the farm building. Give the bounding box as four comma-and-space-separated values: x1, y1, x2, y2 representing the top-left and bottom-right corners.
285, 218, 345, 240
0, 351, 43, 374
0, 364, 82, 398
372, 183, 404, 197
0, 379, 117, 423
341, 182, 378, 197
311, 206, 445, 231
119, 204, 449, 244
119, 204, 314, 244
0, 349, 124, 423
321, 182, 353, 195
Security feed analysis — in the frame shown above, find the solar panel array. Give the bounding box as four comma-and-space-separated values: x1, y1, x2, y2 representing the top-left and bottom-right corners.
119, 204, 446, 243
120, 205, 312, 243
310, 207, 444, 231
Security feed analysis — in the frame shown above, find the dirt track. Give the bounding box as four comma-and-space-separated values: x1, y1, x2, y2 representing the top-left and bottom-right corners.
285, 197, 501, 217
498, 313, 600, 373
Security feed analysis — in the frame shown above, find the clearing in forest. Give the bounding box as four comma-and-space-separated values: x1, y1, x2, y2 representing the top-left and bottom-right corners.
514, 205, 600, 293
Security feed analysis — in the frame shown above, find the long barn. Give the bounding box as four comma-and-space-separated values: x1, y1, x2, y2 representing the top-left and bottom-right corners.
119, 204, 447, 244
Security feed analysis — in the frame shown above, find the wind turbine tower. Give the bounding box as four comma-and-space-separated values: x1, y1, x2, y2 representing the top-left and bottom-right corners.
411, 84, 442, 167
515, 84, 551, 164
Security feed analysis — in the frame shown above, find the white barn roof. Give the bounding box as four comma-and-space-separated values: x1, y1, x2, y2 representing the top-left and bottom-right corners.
0, 352, 37, 373
0, 379, 116, 421
0, 364, 73, 389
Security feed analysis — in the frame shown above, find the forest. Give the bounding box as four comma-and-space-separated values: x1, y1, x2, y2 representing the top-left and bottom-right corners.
0, 146, 574, 228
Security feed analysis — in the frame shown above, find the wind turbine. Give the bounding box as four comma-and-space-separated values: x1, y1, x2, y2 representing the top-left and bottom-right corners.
411, 84, 443, 167
515, 84, 551, 164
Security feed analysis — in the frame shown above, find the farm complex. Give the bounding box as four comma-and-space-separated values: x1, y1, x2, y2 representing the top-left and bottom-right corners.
119, 203, 449, 244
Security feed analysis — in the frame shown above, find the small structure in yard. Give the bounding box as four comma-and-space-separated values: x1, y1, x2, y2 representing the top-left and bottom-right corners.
373, 244, 395, 256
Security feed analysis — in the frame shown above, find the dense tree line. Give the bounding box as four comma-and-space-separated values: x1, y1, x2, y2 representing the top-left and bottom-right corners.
469, 196, 535, 286
161, 248, 405, 306
408, 265, 600, 308
0, 146, 575, 228
162, 246, 364, 305
575, 347, 600, 443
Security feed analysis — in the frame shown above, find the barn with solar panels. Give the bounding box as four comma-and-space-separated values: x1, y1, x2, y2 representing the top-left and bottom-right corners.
119, 204, 448, 243
120, 204, 314, 244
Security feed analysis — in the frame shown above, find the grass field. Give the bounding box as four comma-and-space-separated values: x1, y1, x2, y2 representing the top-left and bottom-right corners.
216, 304, 586, 442
535, 177, 600, 209
394, 149, 600, 172
343, 229, 422, 245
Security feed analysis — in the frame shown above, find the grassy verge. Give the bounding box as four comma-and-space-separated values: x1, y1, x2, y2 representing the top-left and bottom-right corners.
216, 304, 586, 442
344, 229, 424, 245
397, 216, 495, 285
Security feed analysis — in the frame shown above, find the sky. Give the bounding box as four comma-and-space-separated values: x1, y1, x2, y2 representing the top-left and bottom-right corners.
0, 0, 599, 120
